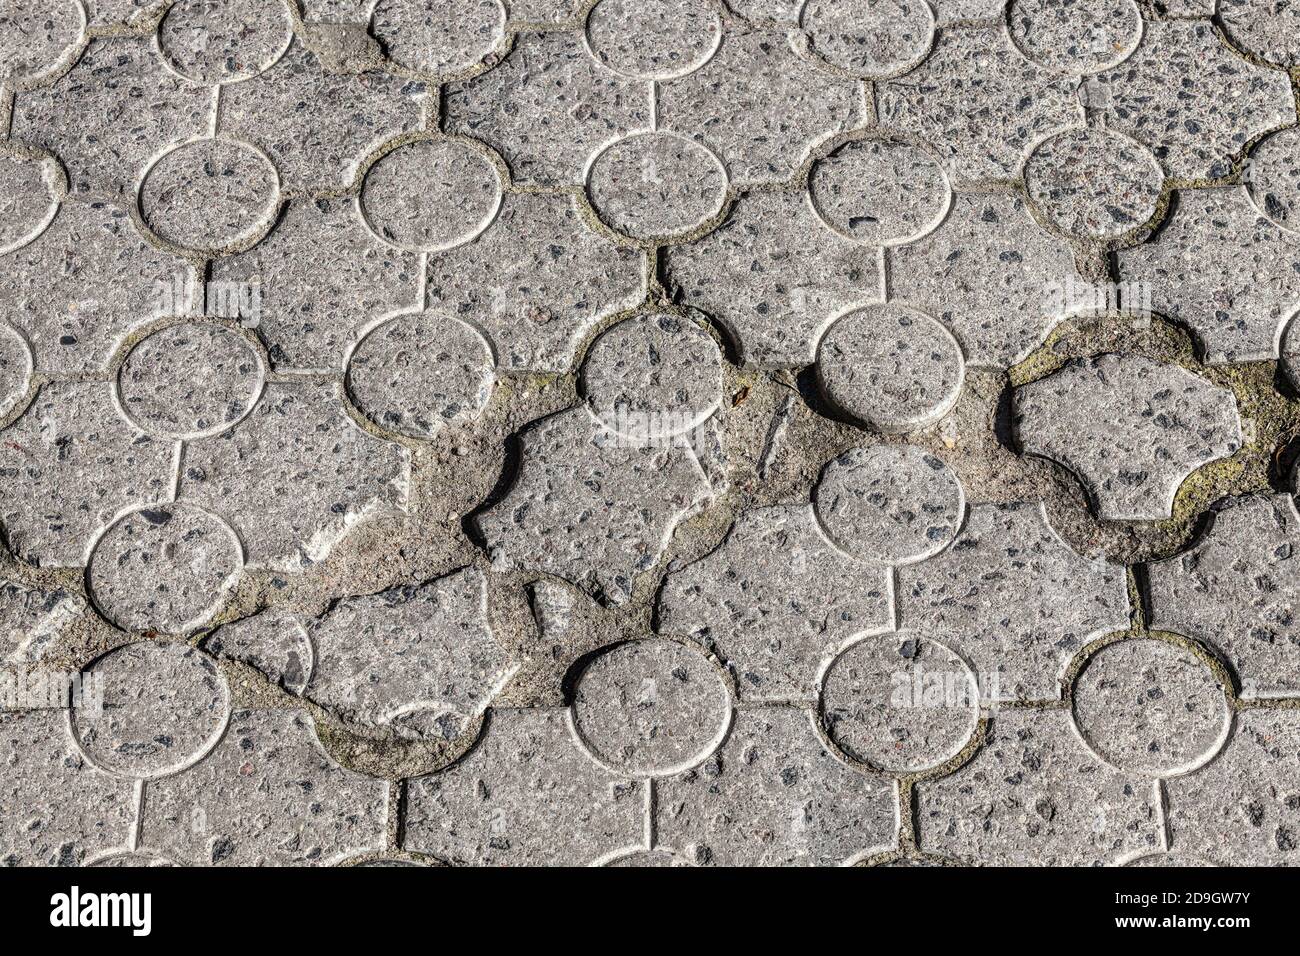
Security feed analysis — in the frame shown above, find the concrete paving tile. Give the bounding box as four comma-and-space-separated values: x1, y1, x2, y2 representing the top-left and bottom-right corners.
1218, 0, 1300, 67
585, 0, 722, 80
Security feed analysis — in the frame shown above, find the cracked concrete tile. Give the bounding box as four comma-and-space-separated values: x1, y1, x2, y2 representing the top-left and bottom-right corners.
210, 197, 420, 372
890, 193, 1090, 368
1147, 495, 1300, 699
0, 579, 84, 665
1014, 354, 1243, 521
1218, 0, 1300, 68
0, 200, 196, 376
477, 406, 713, 606
897, 502, 1129, 701
656, 707, 899, 865
426, 192, 645, 372
657, 19, 862, 186
404, 708, 644, 866
139, 708, 388, 866
12, 38, 209, 199
1090, 20, 1294, 181
917, 709, 1162, 865
665, 190, 878, 367
1118, 187, 1300, 364
877, 28, 1080, 185
157, 0, 294, 85
0, 381, 174, 568
178, 381, 408, 572
1164, 710, 1300, 865
1, 710, 136, 867
657, 504, 892, 702
443, 30, 650, 187
0, 0, 85, 88
203, 608, 312, 694
370, 0, 507, 77
305, 568, 515, 740
585, 0, 722, 80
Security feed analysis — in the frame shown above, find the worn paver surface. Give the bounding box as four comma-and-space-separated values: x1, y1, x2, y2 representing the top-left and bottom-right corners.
1, 0, 1299, 868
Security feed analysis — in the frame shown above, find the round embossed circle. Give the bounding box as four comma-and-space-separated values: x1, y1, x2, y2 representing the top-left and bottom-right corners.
1072, 639, 1231, 776
0, 321, 33, 417
346, 310, 495, 439
158, 0, 294, 84
801, 0, 935, 79
371, 0, 506, 76
360, 139, 502, 251
139, 138, 280, 253
571, 639, 731, 776
0, 151, 61, 254
0, 0, 85, 85
586, 132, 727, 241
816, 303, 964, 432
87, 504, 244, 635
1007, 0, 1143, 74
581, 312, 723, 438
70, 640, 231, 778
810, 138, 950, 245
820, 633, 979, 773
815, 445, 964, 563
585, 0, 722, 79
118, 322, 264, 439
1024, 128, 1163, 239
1246, 127, 1300, 234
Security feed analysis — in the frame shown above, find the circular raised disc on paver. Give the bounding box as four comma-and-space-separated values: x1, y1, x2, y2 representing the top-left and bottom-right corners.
0, 0, 85, 85
70, 640, 231, 779
571, 639, 731, 776
371, 0, 506, 76
800, 0, 936, 79
580, 312, 723, 439
0, 321, 33, 416
1072, 638, 1230, 776
87, 504, 244, 636
815, 445, 964, 563
1246, 127, 1300, 234
139, 138, 280, 253
360, 139, 502, 252
586, 132, 728, 241
1024, 127, 1163, 240
118, 323, 264, 439
809, 138, 950, 245
1217, 0, 1300, 68
158, 0, 294, 84
585, 0, 722, 80
1006, 0, 1143, 74
820, 632, 979, 773
0, 152, 60, 254
345, 310, 495, 439
816, 303, 964, 433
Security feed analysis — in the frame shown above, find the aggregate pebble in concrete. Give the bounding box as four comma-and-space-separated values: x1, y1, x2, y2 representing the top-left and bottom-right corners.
820, 632, 979, 773
444, 30, 650, 188
0, 382, 174, 567
897, 502, 1129, 701
584, 0, 721, 80
1005, 0, 1142, 75
816, 303, 964, 432
305, 568, 514, 739
585, 131, 728, 241
1072, 638, 1230, 776
178, 382, 408, 571
426, 192, 645, 372
1147, 495, 1300, 699
665, 190, 878, 367
655, 707, 899, 866
1014, 354, 1243, 521
403, 708, 643, 866
157, 0, 293, 85
0, 579, 83, 664
1023, 127, 1164, 240
877, 28, 1080, 184
813, 445, 964, 564
139, 708, 389, 866
71, 641, 230, 779
890, 193, 1089, 368
799, 0, 935, 79
1118, 188, 1300, 364
917, 709, 1162, 865
0, 711, 136, 867
1163, 710, 1300, 865
1246, 127, 1300, 234
1218, 0, 1300, 67
657, 504, 892, 702
0, 151, 61, 255
370, 0, 506, 77
0, 0, 85, 88
809, 137, 951, 246
202, 608, 313, 695
657, 20, 862, 186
